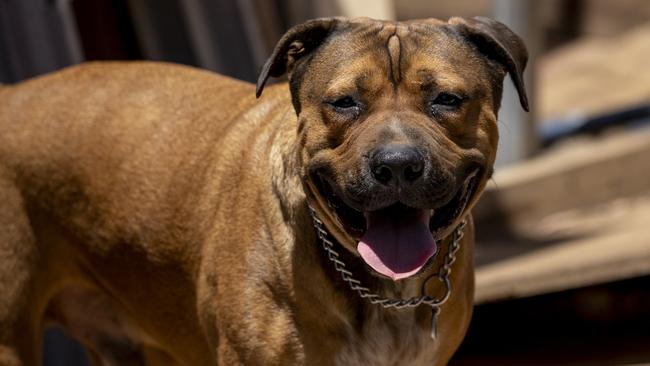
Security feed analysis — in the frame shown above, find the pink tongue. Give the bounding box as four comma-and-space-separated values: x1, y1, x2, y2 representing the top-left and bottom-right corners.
357, 208, 436, 281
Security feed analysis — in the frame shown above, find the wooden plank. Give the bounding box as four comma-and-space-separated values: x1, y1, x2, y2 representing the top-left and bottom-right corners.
475, 194, 650, 303
474, 128, 650, 228
473, 129, 650, 303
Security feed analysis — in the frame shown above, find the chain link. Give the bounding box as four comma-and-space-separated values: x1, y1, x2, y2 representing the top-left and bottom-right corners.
308, 205, 466, 311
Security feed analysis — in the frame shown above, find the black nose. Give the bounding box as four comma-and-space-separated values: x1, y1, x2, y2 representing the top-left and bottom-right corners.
370, 145, 424, 185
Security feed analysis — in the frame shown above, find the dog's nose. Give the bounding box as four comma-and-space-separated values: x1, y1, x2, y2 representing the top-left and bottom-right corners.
370, 145, 424, 185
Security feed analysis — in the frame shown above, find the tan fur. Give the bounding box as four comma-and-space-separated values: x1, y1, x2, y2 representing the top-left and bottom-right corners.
0, 16, 526, 366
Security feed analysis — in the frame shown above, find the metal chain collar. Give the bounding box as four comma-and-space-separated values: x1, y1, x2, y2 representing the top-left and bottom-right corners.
307, 204, 467, 340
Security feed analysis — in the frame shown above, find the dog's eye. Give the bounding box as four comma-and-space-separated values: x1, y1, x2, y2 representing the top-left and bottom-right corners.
431, 92, 463, 107
329, 96, 359, 110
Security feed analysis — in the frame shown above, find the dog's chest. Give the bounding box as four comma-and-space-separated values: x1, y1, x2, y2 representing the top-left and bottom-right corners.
334, 311, 437, 366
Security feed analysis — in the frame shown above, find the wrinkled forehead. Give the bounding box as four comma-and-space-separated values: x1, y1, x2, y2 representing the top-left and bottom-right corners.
306, 19, 489, 94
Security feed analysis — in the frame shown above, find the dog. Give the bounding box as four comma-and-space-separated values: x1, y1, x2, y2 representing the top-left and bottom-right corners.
0, 16, 527, 365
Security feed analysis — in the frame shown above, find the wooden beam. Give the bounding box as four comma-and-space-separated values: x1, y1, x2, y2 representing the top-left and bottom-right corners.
473, 129, 650, 303
475, 129, 650, 227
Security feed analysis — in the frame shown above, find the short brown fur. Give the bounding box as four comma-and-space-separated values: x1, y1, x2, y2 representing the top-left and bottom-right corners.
0, 16, 526, 365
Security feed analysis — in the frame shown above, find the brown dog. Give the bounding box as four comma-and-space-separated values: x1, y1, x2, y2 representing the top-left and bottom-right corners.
0, 16, 527, 365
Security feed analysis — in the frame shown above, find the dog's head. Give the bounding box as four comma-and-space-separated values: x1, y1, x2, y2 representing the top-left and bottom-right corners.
257, 17, 528, 281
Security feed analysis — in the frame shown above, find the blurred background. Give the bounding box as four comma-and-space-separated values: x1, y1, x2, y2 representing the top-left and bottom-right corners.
2, 0, 649, 365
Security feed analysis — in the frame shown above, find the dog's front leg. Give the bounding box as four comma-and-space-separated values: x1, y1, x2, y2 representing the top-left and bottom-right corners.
0, 169, 43, 366
199, 272, 305, 365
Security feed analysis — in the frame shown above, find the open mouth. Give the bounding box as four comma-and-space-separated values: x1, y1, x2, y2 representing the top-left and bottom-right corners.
312, 172, 480, 280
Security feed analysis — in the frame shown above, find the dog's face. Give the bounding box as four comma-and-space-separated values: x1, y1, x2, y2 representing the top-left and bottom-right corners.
258, 17, 528, 281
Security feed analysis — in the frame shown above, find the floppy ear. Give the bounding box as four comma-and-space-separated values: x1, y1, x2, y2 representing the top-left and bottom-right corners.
449, 16, 529, 111
256, 18, 340, 98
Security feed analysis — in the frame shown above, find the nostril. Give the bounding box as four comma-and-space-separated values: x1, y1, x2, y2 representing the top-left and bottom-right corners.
373, 164, 393, 184
404, 162, 423, 182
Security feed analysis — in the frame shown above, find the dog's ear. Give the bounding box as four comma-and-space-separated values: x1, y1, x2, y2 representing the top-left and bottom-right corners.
256, 18, 340, 98
449, 16, 529, 111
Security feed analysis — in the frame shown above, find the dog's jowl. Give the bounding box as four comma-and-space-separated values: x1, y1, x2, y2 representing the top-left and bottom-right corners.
0, 16, 527, 365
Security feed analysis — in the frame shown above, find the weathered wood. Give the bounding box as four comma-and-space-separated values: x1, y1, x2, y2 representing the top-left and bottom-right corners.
473, 130, 650, 303
475, 129, 650, 227
475, 193, 650, 303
